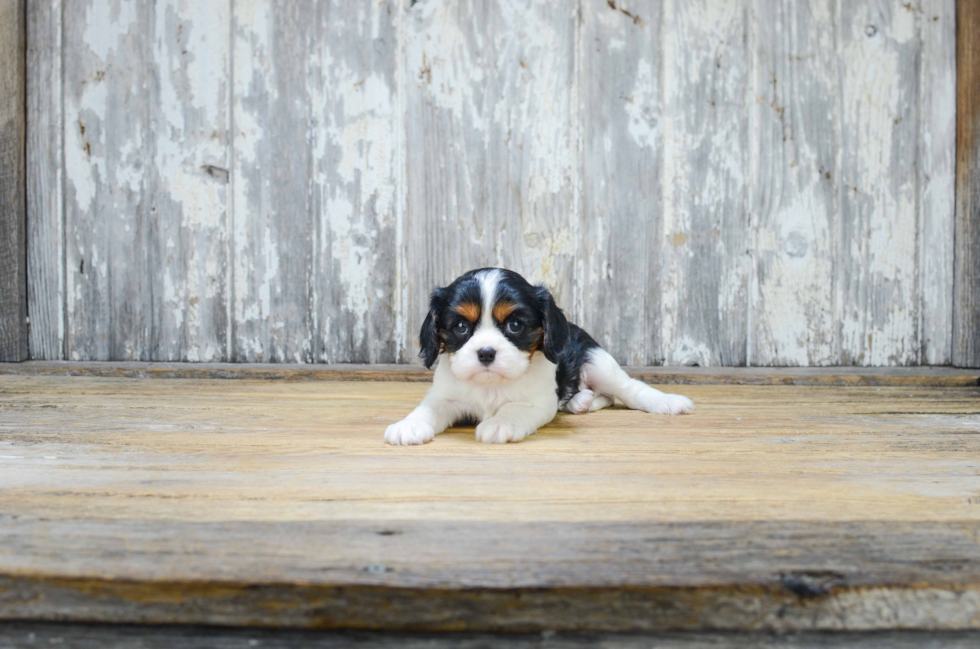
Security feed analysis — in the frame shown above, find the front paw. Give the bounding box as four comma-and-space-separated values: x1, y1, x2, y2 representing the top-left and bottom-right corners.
384, 419, 436, 446
651, 393, 694, 415
475, 419, 531, 444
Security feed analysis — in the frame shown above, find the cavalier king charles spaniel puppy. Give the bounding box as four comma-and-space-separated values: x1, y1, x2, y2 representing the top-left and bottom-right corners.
385, 268, 693, 445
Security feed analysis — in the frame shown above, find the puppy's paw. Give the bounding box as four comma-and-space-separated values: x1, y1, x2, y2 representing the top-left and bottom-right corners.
564, 389, 594, 415
384, 419, 436, 446
475, 419, 531, 444
641, 393, 694, 415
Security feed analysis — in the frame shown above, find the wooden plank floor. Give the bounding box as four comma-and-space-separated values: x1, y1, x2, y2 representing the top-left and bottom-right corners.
1, 373, 980, 632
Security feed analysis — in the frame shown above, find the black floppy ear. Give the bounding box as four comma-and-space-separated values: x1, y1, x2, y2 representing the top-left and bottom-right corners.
536, 286, 569, 364
418, 287, 447, 369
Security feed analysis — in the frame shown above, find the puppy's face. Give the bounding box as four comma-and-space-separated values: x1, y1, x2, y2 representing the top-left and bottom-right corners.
419, 269, 569, 384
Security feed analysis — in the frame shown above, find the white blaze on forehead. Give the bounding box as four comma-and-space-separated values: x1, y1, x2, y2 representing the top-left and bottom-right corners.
477, 269, 502, 331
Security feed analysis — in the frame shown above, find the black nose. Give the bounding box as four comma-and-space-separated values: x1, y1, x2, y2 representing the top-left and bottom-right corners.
477, 347, 496, 366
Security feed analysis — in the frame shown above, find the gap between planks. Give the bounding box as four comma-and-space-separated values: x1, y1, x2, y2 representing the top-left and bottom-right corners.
0, 361, 977, 386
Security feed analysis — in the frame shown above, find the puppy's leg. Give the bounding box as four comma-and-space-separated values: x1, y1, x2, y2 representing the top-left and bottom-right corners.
584, 348, 693, 415
563, 389, 615, 414
476, 401, 558, 444
563, 389, 594, 414
384, 397, 466, 446
589, 394, 614, 411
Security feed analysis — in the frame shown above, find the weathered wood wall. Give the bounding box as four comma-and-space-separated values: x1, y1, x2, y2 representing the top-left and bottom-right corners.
26, 0, 958, 366
955, 0, 980, 368
1, 0, 28, 362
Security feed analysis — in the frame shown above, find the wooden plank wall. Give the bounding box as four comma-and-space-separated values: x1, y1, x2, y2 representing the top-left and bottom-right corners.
955, 0, 980, 367
25, 0, 960, 366
0, 0, 28, 362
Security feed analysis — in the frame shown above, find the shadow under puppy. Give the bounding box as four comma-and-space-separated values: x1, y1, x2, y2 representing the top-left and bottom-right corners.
385, 268, 693, 445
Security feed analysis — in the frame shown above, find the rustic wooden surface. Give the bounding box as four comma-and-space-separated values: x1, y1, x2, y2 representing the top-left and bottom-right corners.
579, 0, 660, 366
311, 1, 402, 364
24, 0, 958, 367
838, 2, 918, 366
1, 361, 978, 385
146, 0, 232, 363
956, 0, 980, 368
1, 374, 979, 631
232, 0, 314, 364
749, 0, 835, 367
403, 0, 580, 364
26, 0, 63, 361
661, 0, 750, 367
2, 624, 980, 649
61, 0, 143, 360
0, 0, 27, 362
920, 0, 957, 365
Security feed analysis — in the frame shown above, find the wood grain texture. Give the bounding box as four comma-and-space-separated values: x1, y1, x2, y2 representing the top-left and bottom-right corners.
231, 0, 315, 363
144, 0, 231, 362
26, 0, 63, 360
311, 0, 402, 363
1, 361, 978, 385
1, 376, 977, 523
3, 625, 980, 649
1, 376, 980, 630
0, 0, 27, 362
748, 0, 836, 366
24, 0, 960, 366
661, 0, 750, 366
955, 0, 980, 367
403, 0, 579, 360
838, 1, 921, 365
578, 0, 663, 366
919, 0, 956, 365
63, 0, 148, 360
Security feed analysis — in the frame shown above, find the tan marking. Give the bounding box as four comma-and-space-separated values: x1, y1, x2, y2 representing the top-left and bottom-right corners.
493, 302, 517, 322
454, 302, 481, 322
528, 335, 542, 356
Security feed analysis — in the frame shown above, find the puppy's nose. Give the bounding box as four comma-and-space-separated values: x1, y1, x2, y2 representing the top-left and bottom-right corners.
477, 347, 496, 366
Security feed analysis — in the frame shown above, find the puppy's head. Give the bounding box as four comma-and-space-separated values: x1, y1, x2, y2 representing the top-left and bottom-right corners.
419, 268, 568, 384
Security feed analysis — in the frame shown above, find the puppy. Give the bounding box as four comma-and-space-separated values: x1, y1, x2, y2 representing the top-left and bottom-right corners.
384, 268, 693, 445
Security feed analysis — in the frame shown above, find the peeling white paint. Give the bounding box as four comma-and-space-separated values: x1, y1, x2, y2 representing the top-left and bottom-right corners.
671, 337, 714, 367
406, 0, 486, 128
43, 0, 956, 366
839, 1, 919, 365
662, 0, 750, 366
83, 0, 135, 63
625, 59, 659, 149
917, 0, 956, 365
748, 0, 838, 367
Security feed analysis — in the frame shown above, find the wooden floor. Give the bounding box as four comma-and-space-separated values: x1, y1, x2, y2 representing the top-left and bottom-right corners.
2, 370, 980, 634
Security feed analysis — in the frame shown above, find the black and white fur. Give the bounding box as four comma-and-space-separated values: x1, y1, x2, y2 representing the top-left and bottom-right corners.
384, 268, 693, 445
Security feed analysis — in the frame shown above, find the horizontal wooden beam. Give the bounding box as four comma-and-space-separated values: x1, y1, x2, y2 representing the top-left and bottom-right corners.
0, 361, 977, 386
2, 624, 979, 649
3, 519, 980, 633
0, 0, 27, 362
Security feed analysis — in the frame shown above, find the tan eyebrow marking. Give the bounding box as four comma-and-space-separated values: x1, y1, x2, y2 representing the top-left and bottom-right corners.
493, 301, 517, 322
454, 302, 481, 322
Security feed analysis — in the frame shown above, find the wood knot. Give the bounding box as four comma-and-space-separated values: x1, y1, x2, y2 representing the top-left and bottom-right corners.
779, 571, 845, 599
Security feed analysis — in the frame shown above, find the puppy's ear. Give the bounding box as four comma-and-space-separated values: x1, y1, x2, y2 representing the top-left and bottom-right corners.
418, 286, 447, 369
535, 286, 569, 364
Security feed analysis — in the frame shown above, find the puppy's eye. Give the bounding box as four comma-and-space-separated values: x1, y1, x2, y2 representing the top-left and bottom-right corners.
454, 321, 469, 336
506, 320, 523, 334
